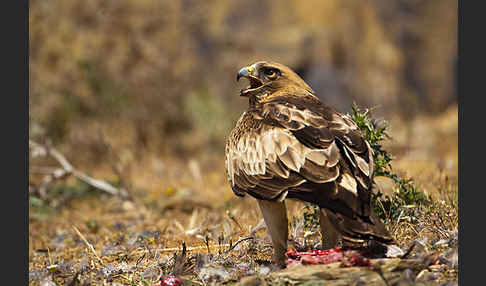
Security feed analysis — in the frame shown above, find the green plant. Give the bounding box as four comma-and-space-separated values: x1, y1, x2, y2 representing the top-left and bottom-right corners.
299, 104, 431, 235
302, 203, 320, 233
348, 103, 430, 222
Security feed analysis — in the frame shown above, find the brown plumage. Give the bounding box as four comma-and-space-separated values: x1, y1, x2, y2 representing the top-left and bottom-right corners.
225, 61, 400, 266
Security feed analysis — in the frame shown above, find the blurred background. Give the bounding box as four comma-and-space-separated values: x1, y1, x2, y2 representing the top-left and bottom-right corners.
29, 2, 458, 283
29, 0, 457, 204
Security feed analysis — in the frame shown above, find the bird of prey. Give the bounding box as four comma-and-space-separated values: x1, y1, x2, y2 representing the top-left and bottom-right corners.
225, 61, 401, 266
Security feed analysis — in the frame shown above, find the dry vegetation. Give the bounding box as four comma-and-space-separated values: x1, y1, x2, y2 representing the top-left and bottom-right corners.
28, 105, 457, 285
29, 0, 457, 285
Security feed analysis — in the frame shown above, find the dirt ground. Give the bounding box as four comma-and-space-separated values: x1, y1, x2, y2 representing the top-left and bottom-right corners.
29, 105, 458, 285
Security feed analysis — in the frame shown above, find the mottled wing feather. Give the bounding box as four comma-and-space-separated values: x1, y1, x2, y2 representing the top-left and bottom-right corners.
225, 95, 375, 219
226, 117, 338, 200
263, 97, 374, 188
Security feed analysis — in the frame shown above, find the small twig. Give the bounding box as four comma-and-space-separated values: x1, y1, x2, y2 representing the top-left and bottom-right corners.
218, 233, 224, 255
431, 219, 449, 238
98, 132, 132, 197
133, 244, 232, 255
172, 242, 187, 276
204, 234, 211, 254
401, 241, 417, 259
250, 218, 266, 237
47, 247, 53, 266
72, 170, 120, 196
136, 253, 146, 269
48, 146, 74, 172
29, 166, 64, 174
72, 226, 103, 265
225, 236, 255, 253
401, 222, 420, 236
226, 210, 243, 230
29, 139, 127, 197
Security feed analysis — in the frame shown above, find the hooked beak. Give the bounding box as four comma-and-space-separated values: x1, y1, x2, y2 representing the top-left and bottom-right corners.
236, 65, 264, 96
236, 67, 250, 82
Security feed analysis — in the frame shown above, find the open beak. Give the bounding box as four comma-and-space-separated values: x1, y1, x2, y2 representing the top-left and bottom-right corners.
236, 66, 264, 96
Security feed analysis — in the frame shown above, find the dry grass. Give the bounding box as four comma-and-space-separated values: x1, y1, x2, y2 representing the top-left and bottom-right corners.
29, 105, 458, 285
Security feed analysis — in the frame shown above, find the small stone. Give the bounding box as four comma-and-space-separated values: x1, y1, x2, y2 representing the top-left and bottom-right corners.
401, 268, 415, 281
122, 200, 135, 211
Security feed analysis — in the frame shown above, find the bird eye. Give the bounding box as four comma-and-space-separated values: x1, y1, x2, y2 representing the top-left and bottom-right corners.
264, 68, 279, 80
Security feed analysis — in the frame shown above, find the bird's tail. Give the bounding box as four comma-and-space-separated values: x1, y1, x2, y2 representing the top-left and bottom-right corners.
325, 210, 404, 257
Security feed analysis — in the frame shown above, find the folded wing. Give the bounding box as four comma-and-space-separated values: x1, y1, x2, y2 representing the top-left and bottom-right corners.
225, 95, 374, 219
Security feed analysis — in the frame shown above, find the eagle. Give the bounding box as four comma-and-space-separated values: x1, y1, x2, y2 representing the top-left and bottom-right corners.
225, 61, 402, 266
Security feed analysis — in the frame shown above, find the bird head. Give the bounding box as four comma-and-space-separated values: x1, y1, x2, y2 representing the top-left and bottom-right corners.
237, 61, 314, 101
